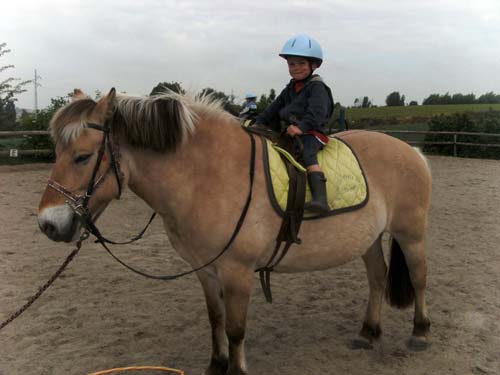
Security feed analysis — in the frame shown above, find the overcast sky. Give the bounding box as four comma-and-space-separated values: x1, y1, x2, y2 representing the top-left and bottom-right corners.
2, 0, 500, 109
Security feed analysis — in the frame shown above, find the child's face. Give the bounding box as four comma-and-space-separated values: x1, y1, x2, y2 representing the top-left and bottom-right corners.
287, 57, 315, 81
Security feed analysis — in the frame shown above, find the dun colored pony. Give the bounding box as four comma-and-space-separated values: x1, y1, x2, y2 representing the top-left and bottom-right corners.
38, 88, 432, 375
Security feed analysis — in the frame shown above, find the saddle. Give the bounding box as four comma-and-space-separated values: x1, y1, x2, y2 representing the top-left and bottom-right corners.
245, 125, 369, 303
265, 136, 368, 219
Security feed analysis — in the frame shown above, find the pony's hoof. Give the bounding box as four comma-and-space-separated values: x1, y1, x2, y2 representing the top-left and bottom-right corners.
227, 368, 248, 375
413, 317, 431, 337
349, 338, 374, 350
205, 355, 228, 375
359, 322, 382, 342
406, 336, 431, 351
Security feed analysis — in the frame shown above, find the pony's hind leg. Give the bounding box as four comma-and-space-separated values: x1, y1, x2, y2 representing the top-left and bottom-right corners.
360, 234, 387, 343
387, 236, 431, 347
197, 269, 229, 375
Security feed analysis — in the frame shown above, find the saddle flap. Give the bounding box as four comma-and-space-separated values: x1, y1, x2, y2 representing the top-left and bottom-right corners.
263, 136, 369, 219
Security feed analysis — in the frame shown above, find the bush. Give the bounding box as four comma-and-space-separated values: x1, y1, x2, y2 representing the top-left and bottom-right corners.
423, 111, 500, 159
17, 96, 69, 161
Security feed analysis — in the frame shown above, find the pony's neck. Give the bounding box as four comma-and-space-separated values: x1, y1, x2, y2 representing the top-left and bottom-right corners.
121, 113, 246, 217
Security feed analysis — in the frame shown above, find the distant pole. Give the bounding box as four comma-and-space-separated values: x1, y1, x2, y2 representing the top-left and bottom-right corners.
339, 108, 346, 131
34, 69, 42, 116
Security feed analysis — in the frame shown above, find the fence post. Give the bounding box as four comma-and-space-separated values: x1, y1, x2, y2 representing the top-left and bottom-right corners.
453, 134, 457, 157
339, 108, 346, 131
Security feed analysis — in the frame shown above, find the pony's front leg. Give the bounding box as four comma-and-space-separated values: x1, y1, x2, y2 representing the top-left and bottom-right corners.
221, 262, 255, 375
197, 268, 229, 375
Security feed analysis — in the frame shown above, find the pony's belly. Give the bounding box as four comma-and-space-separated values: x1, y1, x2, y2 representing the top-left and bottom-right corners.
265, 229, 377, 273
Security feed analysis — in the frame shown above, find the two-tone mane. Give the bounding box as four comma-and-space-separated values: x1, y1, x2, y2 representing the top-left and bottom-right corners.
50, 92, 235, 152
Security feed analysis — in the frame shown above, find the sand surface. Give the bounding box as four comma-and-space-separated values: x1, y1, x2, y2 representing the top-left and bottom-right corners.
0, 155, 499, 375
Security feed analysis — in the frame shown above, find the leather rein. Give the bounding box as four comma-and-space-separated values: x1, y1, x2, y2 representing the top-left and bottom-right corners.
47, 119, 256, 280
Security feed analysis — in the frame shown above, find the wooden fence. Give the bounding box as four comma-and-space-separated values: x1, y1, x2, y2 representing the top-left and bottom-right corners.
1, 130, 500, 159
373, 130, 500, 157
0, 131, 52, 157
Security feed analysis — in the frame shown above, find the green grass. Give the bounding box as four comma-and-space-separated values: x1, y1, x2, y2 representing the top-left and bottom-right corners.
345, 104, 500, 121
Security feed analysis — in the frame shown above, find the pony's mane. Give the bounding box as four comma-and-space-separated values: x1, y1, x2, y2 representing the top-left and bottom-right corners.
50, 91, 235, 152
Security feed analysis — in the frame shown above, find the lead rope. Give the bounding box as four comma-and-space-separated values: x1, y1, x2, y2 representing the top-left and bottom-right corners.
0, 132, 255, 330
0, 231, 89, 332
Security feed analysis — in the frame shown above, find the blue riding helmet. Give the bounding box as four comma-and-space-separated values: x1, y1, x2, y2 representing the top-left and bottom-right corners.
245, 93, 257, 100
279, 34, 323, 67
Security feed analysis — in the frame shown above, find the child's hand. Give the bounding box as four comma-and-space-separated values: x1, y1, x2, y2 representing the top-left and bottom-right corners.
287, 125, 303, 137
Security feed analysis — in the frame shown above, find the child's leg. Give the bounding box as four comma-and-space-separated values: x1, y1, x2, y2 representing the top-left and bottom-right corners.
302, 135, 329, 214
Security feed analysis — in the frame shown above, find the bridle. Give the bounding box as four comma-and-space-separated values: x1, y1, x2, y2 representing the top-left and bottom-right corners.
47, 118, 155, 245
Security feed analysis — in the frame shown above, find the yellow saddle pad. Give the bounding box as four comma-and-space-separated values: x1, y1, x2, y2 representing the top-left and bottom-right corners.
263, 136, 368, 219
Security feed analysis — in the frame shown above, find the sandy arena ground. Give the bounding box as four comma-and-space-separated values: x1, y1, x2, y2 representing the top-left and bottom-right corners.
0, 155, 499, 375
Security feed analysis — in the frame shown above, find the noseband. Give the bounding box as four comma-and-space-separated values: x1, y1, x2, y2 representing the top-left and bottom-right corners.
47, 118, 127, 240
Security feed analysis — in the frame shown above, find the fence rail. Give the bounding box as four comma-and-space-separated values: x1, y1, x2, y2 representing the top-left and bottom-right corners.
373, 130, 500, 156
0, 130, 50, 137
1, 129, 500, 159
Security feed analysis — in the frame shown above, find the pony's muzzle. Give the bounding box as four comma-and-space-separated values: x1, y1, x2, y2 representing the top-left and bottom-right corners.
38, 204, 81, 242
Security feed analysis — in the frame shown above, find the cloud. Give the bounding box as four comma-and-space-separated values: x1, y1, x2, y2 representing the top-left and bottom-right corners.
2, 0, 500, 108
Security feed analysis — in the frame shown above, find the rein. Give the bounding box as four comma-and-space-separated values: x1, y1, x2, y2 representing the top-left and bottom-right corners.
2, 129, 255, 330
95, 130, 256, 280
48, 119, 256, 280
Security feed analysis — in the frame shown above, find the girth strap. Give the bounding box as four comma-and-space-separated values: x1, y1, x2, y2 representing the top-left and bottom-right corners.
256, 135, 307, 303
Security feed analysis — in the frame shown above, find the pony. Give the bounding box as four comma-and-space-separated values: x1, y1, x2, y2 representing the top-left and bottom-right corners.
38, 88, 432, 375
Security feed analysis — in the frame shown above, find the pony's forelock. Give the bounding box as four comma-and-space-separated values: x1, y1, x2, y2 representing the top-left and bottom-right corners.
50, 98, 97, 146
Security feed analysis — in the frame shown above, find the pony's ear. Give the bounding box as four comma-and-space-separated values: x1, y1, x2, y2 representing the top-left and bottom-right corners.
107, 87, 116, 103
95, 87, 116, 118
72, 89, 86, 101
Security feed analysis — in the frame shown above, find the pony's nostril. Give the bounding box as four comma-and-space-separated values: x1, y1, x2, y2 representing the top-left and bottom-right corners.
41, 222, 57, 238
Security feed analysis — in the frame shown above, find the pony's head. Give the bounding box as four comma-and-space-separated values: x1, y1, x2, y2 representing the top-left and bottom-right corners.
37, 88, 123, 242
38, 87, 228, 242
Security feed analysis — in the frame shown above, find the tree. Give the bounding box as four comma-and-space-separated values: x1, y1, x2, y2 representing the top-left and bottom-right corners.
199, 87, 229, 102
257, 89, 276, 112
409, 100, 418, 106
268, 88, 276, 102
477, 92, 500, 104
18, 94, 70, 160
385, 91, 405, 106
361, 96, 372, 108
198, 87, 242, 115
150, 81, 185, 96
0, 43, 32, 130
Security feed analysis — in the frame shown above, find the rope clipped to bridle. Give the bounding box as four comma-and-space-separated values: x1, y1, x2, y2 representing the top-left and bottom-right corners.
0, 231, 88, 331
1, 122, 256, 331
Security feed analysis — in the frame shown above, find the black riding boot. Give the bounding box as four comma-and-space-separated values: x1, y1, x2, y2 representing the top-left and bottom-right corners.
304, 171, 329, 214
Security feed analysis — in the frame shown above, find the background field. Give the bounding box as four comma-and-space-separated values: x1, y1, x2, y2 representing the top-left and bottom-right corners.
345, 103, 500, 121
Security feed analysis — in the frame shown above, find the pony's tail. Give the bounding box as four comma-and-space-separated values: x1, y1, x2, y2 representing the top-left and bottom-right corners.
385, 237, 415, 309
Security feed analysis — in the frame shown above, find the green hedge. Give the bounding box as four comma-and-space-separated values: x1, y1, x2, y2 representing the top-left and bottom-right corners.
423, 111, 500, 159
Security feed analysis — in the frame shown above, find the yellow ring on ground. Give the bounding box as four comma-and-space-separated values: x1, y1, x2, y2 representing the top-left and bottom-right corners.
88, 366, 184, 375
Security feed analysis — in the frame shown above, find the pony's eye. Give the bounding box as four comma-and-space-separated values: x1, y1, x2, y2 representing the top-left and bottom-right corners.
74, 153, 93, 165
